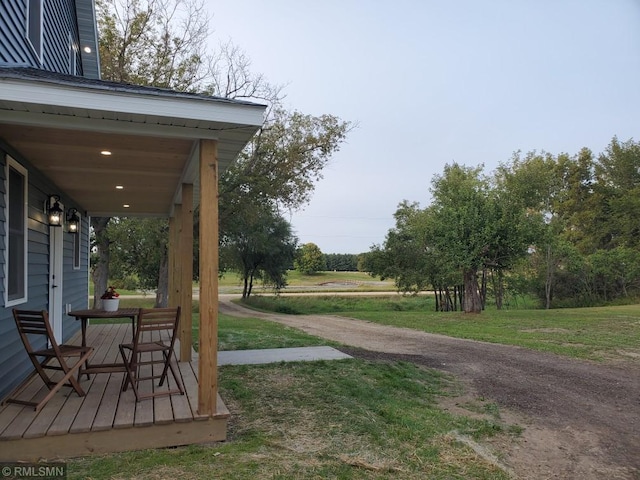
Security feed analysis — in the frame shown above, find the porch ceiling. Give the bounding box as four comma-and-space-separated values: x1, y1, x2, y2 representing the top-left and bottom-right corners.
0, 67, 266, 217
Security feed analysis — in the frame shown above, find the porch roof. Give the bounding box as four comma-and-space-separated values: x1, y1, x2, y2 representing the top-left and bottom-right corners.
0, 67, 266, 216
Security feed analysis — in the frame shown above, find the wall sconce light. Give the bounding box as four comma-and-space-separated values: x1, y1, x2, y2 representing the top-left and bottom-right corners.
67, 208, 80, 234
46, 195, 64, 227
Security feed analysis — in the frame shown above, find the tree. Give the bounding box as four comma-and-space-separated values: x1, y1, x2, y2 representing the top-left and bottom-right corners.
325, 253, 358, 271
97, 0, 210, 89
368, 201, 433, 295
107, 218, 170, 304
294, 243, 326, 274
90, 217, 111, 307
427, 164, 494, 313
594, 137, 640, 251
367, 201, 464, 310
220, 202, 297, 298
219, 109, 351, 215
494, 151, 557, 308
554, 148, 602, 253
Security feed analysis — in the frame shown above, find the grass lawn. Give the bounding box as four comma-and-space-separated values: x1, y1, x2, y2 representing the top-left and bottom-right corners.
67, 299, 517, 479
242, 295, 640, 363
219, 270, 395, 293
69, 289, 638, 477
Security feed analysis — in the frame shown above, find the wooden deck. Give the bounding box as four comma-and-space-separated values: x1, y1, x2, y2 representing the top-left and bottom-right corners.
0, 323, 229, 461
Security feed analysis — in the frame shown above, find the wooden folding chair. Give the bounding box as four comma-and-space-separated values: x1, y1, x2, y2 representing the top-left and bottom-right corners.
5, 309, 93, 412
119, 307, 185, 401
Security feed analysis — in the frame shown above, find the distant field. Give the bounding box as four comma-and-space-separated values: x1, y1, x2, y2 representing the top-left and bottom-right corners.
219, 270, 395, 292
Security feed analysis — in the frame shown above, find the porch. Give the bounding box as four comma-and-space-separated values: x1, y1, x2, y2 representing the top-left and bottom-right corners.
0, 323, 229, 461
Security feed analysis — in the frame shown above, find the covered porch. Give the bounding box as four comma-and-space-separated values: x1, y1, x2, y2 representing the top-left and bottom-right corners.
0, 67, 266, 457
0, 322, 227, 461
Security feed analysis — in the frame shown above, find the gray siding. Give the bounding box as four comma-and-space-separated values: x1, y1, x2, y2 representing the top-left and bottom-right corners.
0, 0, 83, 75
0, 141, 89, 401
43, 0, 83, 74
0, 1, 34, 66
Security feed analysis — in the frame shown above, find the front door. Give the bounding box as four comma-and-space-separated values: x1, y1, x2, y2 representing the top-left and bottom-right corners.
49, 219, 64, 343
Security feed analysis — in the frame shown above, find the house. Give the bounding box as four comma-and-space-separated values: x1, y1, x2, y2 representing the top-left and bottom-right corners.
0, 0, 266, 457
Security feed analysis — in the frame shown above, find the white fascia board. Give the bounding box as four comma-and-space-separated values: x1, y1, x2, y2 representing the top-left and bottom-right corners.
0, 109, 226, 140
0, 78, 267, 127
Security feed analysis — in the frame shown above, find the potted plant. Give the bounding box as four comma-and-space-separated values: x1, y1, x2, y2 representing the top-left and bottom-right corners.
101, 286, 120, 312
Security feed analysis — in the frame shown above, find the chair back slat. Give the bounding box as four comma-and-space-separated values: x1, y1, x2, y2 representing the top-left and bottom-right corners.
8, 308, 93, 412
134, 307, 181, 341
12, 310, 56, 351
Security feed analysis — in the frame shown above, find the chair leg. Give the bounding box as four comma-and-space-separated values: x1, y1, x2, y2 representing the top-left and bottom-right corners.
119, 345, 142, 401
59, 352, 92, 397
160, 351, 185, 394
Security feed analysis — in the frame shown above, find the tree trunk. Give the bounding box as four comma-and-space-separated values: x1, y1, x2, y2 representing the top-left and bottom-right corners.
434, 288, 439, 312
453, 285, 458, 311
462, 268, 482, 313
247, 271, 254, 297
545, 244, 554, 309
155, 248, 168, 307
480, 268, 487, 310
242, 272, 249, 298
91, 217, 111, 309
444, 287, 453, 311
493, 269, 504, 310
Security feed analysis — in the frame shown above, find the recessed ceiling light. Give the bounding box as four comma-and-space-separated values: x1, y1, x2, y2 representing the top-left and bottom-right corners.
100, 150, 112, 156
116, 185, 124, 190
83, 46, 92, 53
123, 204, 130, 208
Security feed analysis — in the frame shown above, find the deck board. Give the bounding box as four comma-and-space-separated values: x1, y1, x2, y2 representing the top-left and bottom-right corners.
69, 323, 124, 434
0, 322, 229, 460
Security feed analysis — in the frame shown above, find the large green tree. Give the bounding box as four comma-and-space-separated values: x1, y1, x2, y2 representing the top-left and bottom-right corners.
373, 163, 542, 313
107, 218, 169, 298
220, 202, 297, 298
594, 137, 640, 251
495, 151, 559, 308
294, 243, 326, 275
220, 109, 351, 215
427, 164, 495, 313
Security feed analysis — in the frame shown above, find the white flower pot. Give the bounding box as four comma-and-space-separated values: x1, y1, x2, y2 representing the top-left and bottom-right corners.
102, 298, 120, 312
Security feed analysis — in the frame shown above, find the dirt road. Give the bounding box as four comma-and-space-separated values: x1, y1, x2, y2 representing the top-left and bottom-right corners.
219, 297, 640, 480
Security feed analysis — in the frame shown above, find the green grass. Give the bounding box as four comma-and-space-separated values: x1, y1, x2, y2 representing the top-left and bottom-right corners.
219, 270, 395, 293
67, 296, 519, 479
242, 295, 640, 362
69, 360, 513, 479
244, 294, 436, 315
217, 315, 337, 351
67, 289, 637, 476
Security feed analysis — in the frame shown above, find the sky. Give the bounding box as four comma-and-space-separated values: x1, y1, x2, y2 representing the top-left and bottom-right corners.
207, 0, 640, 254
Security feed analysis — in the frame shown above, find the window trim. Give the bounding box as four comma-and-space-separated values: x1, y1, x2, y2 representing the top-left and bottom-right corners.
26, 0, 43, 64
5, 156, 29, 307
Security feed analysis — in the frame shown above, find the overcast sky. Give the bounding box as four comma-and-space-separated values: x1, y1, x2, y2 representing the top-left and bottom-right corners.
207, 0, 640, 254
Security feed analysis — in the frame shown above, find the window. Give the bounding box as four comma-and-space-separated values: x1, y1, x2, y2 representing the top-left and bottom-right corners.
68, 32, 77, 75
5, 157, 28, 306
27, 0, 43, 62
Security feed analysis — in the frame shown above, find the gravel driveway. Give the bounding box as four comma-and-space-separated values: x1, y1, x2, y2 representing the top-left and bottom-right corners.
219, 297, 640, 479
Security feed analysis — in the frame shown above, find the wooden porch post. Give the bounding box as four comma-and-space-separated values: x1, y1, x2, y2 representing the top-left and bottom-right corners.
198, 139, 219, 415
168, 207, 181, 310
179, 183, 194, 361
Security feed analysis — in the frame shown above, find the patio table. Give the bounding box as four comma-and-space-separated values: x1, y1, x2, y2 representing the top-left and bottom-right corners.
68, 308, 139, 374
